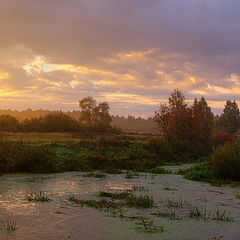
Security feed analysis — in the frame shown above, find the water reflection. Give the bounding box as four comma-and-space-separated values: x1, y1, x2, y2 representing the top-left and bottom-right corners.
0, 170, 240, 240
0, 173, 141, 214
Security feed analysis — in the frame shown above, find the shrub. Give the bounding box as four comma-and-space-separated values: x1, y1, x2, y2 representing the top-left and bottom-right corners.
184, 163, 217, 181
171, 140, 202, 162
97, 136, 131, 148
0, 115, 20, 132
0, 142, 18, 172
0, 142, 60, 173
210, 141, 240, 180
146, 138, 174, 163
16, 144, 59, 173
85, 150, 157, 172
125, 143, 156, 161
212, 131, 235, 146
63, 155, 92, 172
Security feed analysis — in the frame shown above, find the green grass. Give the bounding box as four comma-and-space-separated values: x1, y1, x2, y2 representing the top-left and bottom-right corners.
0, 133, 218, 175
126, 194, 154, 208
184, 164, 217, 181
98, 191, 154, 209
183, 163, 240, 187
148, 167, 172, 174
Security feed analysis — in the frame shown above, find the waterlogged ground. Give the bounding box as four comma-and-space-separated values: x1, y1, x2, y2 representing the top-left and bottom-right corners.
0, 165, 240, 240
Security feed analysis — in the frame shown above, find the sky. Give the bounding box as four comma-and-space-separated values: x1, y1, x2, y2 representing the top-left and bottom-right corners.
0, 0, 239, 117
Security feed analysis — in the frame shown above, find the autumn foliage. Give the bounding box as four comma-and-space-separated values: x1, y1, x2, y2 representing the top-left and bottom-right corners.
154, 90, 214, 157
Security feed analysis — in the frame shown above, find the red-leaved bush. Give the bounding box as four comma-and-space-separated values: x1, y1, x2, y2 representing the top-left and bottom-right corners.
212, 131, 235, 146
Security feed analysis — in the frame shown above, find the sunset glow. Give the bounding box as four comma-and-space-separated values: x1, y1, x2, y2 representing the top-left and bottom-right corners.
0, 1, 239, 116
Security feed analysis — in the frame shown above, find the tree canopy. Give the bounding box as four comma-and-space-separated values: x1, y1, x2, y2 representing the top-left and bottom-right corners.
219, 100, 240, 134
79, 97, 112, 130
154, 90, 214, 154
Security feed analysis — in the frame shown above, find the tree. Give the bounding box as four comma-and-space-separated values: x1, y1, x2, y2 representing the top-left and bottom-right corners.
154, 90, 214, 157
168, 89, 187, 110
42, 112, 80, 132
166, 106, 192, 143
154, 89, 192, 143
21, 112, 80, 132
0, 115, 20, 132
153, 104, 170, 138
94, 102, 112, 126
79, 97, 97, 126
191, 97, 214, 150
79, 97, 112, 131
220, 100, 240, 134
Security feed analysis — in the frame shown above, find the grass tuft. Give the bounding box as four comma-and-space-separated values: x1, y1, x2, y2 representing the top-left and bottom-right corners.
152, 210, 181, 220
212, 209, 233, 222
0, 218, 17, 232
68, 195, 124, 209
133, 216, 164, 234
26, 191, 52, 202
98, 191, 154, 209
149, 167, 172, 174
126, 194, 154, 208
98, 191, 132, 200
163, 186, 177, 191
125, 171, 139, 179
133, 185, 149, 192
82, 172, 106, 178
189, 206, 210, 220
167, 199, 186, 208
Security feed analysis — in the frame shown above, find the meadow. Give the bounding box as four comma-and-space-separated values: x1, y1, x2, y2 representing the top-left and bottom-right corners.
1, 132, 240, 185
0, 132, 173, 174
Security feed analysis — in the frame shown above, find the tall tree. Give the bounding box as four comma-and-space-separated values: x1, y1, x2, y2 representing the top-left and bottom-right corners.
79, 97, 112, 129
153, 104, 170, 138
168, 89, 187, 110
79, 97, 97, 126
154, 89, 192, 143
220, 100, 240, 134
94, 103, 111, 125
0, 115, 20, 132
154, 91, 214, 156
191, 97, 214, 148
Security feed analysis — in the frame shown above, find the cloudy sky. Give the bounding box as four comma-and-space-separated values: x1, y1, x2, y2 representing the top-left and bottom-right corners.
0, 0, 239, 117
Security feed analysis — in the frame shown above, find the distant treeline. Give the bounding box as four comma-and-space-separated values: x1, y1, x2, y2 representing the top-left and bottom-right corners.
0, 110, 157, 133
0, 92, 239, 136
